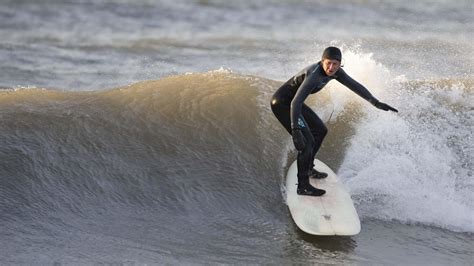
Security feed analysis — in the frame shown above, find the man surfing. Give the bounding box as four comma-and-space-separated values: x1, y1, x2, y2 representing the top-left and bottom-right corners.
271, 47, 398, 197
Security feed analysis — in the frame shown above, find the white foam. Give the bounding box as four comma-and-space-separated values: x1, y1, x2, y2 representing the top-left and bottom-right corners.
336, 50, 473, 232
307, 46, 396, 121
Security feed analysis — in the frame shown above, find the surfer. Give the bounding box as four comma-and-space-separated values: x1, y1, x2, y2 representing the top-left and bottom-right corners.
271, 47, 398, 196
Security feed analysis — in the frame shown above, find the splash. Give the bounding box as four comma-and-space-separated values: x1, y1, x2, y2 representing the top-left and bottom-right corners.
335, 51, 473, 232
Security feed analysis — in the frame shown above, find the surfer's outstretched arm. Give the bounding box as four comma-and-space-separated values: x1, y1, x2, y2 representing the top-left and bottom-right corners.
336, 68, 398, 112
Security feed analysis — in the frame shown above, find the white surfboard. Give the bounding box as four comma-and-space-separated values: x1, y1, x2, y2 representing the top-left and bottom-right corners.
286, 159, 361, 235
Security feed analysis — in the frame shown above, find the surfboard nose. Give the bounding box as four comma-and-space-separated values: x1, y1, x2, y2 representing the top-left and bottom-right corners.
286, 159, 361, 236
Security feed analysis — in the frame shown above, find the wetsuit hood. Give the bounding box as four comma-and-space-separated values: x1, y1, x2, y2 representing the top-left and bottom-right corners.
322, 47, 342, 62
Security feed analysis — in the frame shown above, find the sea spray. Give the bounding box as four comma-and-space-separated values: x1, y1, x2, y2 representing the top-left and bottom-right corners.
337, 58, 473, 232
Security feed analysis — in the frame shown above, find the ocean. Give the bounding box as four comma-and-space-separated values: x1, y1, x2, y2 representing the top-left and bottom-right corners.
0, 0, 472, 264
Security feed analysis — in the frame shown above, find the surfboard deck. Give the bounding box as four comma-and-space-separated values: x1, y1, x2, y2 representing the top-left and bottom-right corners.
286, 159, 361, 236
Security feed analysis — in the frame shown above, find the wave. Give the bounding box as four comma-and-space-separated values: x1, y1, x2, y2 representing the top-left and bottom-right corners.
0, 71, 472, 237
340, 77, 473, 232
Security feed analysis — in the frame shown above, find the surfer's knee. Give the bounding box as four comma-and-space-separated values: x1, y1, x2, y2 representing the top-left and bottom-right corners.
271, 96, 282, 107
271, 93, 292, 107
314, 124, 327, 139
271, 97, 284, 118
311, 125, 327, 142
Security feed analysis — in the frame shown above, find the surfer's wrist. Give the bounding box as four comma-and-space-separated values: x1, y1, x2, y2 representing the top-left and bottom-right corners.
369, 98, 379, 106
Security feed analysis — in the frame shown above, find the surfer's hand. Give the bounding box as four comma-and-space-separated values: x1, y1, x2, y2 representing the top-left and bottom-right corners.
292, 128, 306, 151
374, 100, 398, 112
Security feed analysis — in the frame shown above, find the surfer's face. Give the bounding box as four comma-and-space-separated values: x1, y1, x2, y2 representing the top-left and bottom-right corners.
322, 59, 341, 76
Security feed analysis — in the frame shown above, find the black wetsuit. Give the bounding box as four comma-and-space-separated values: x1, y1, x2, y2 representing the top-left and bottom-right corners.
271, 61, 378, 185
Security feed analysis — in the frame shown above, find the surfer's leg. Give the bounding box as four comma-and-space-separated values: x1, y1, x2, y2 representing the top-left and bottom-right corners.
302, 104, 328, 179
296, 124, 314, 177
270, 99, 292, 134
296, 120, 326, 197
271, 99, 325, 196
302, 104, 327, 159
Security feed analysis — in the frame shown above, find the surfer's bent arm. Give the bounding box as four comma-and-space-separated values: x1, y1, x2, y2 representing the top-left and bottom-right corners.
336, 68, 379, 105
290, 71, 315, 129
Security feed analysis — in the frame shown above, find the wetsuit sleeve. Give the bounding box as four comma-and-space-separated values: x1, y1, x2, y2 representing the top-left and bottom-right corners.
336, 68, 378, 104
290, 70, 317, 129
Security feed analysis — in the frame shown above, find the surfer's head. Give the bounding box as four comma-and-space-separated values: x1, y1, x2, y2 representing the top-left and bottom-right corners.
321, 46, 342, 76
